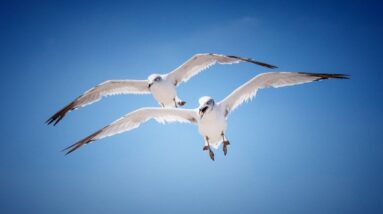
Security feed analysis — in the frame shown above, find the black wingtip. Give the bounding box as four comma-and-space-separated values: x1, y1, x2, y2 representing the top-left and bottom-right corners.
46, 115, 64, 126
62, 140, 89, 156
226, 55, 278, 69
300, 72, 351, 80
61, 141, 78, 154
62, 130, 101, 155
64, 145, 81, 155
62, 139, 93, 155
46, 102, 76, 126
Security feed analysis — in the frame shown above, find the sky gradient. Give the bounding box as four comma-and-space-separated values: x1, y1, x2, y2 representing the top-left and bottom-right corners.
1, 0, 382, 213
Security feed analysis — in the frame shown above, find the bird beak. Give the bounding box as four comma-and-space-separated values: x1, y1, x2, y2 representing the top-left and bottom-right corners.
199, 106, 208, 118
148, 83, 153, 88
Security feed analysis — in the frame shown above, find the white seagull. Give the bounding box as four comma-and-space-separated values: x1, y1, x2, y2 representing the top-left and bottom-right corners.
46, 53, 277, 125
63, 72, 348, 160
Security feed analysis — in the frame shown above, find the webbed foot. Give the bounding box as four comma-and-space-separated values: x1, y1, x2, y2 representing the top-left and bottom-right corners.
223, 140, 230, 156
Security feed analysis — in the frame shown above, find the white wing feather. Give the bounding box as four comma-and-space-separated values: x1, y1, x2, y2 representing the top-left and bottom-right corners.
95, 108, 197, 139
219, 72, 348, 112
166, 53, 277, 85
64, 108, 198, 154
47, 80, 149, 125
74, 80, 150, 108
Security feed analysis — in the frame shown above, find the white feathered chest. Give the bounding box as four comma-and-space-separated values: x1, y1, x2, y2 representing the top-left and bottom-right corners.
150, 79, 177, 107
198, 105, 227, 147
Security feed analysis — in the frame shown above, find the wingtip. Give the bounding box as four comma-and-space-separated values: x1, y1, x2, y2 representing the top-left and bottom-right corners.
45, 114, 63, 126
338, 74, 351, 79
226, 55, 278, 69
250, 60, 278, 69
301, 73, 351, 80
45, 118, 52, 125
46, 102, 76, 126
53, 117, 63, 126
266, 64, 278, 69
45, 116, 55, 125
62, 142, 82, 156
64, 148, 76, 156
62, 130, 101, 155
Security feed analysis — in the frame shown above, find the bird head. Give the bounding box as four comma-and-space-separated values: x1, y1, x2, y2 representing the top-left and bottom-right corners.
148, 74, 163, 88
198, 96, 215, 118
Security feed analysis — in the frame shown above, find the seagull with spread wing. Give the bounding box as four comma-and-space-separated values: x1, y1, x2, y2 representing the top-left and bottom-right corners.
46, 53, 277, 125
63, 72, 348, 160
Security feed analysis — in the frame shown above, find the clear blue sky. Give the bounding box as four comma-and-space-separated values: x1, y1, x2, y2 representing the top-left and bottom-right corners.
1, 0, 382, 213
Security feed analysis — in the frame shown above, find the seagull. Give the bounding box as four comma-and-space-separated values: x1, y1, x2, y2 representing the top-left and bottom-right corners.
63, 72, 349, 160
46, 53, 277, 125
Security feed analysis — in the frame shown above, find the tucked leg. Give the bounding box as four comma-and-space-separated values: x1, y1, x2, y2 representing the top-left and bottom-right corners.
177, 101, 186, 106
202, 143, 209, 151
203, 136, 214, 161
221, 132, 230, 156
173, 98, 178, 108
176, 97, 186, 107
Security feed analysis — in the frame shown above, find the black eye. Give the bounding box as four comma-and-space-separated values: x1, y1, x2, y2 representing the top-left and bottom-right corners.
155, 77, 161, 81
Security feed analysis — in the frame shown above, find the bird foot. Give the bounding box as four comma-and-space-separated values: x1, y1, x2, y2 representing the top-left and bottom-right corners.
209, 150, 215, 161
178, 101, 186, 106
203, 146, 215, 161
223, 140, 230, 156
223, 145, 228, 156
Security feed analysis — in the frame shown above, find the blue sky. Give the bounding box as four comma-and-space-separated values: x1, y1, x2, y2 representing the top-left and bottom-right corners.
1, 0, 382, 213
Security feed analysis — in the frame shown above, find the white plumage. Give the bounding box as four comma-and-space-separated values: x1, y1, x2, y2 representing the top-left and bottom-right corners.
47, 53, 276, 125
64, 72, 348, 160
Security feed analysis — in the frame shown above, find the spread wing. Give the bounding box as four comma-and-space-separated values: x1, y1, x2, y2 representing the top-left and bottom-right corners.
166, 53, 277, 86
219, 72, 349, 113
63, 108, 198, 155
46, 80, 150, 125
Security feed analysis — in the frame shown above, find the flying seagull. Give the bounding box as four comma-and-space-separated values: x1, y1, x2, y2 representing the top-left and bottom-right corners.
46, 53, 277, 125
63, 72, 348, 160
